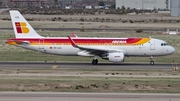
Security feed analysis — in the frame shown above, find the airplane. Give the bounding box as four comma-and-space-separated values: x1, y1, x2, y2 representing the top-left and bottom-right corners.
6, 10, 175, 65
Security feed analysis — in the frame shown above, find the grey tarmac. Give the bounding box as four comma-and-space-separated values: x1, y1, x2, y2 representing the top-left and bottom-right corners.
0, 62, 175, 70
0, 92, 179, 101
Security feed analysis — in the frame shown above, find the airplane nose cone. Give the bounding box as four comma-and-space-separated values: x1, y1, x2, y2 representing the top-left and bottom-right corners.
170, 46, 175, 54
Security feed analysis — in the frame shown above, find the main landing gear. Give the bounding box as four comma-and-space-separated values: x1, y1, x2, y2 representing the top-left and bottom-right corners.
92, 59, 98, 65
150, 56, 154, 65
92, 56, 99, 65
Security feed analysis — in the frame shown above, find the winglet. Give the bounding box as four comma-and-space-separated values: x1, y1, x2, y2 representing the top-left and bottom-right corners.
68, 36, 78, 47
72, 32, 78, 38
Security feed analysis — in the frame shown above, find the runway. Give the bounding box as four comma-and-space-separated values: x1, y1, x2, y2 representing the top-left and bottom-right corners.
0, 92, 179, 101
0, 62, 175, 70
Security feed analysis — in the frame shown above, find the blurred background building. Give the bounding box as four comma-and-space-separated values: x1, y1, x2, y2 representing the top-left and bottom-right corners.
1, 0, 48, 8
0, 0, 115, 9
1, 0, 180, 16
170, 0, 180, 16
116, 0, 170, 10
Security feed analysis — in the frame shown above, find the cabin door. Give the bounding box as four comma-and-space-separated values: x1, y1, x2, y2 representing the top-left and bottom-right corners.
150, 40, 155, 50
39, 39, 44, 49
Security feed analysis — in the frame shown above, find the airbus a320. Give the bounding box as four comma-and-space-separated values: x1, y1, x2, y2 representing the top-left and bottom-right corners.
7, 10, 175, 65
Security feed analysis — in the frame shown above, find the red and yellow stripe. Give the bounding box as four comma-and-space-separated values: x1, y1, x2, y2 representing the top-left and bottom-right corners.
7, 38, 151, 46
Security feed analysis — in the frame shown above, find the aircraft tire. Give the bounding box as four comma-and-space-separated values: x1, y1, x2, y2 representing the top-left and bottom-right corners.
150, 61, 154, 65
92, 59, 98, 65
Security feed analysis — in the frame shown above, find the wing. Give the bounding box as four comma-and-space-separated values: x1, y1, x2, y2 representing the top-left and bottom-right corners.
67, 36, 126, 56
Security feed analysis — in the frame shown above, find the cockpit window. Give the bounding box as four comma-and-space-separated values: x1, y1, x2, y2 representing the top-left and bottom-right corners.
161, 43, 169, 46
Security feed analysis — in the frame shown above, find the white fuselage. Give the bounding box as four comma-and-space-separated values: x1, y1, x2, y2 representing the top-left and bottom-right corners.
14, 38, 175, 57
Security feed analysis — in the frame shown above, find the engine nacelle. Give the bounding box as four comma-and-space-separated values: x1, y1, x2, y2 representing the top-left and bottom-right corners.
108, 52, 124, 63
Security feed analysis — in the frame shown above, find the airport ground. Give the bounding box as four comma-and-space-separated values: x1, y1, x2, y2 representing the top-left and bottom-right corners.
0, 64, 180, 93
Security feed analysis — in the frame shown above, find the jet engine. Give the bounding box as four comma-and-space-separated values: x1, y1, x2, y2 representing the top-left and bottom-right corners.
108, 52, 124, 63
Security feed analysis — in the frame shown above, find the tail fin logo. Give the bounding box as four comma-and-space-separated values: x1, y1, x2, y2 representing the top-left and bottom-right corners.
15, 22, 29, 34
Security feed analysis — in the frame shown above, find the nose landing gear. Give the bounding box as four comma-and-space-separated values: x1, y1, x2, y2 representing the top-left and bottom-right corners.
150, 61, 154, 65
150, 56, 154, 65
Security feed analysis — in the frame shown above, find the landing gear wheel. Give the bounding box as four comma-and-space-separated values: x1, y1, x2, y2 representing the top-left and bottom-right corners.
149, 56, 154, 65
92, 59, 98, 65
150, 61, 154, 65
